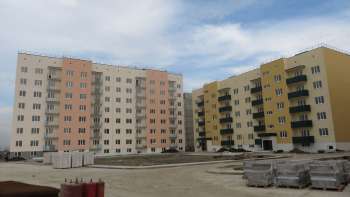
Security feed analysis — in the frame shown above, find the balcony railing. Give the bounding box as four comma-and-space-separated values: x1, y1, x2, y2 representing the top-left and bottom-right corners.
288, 90, 309, 99
292, 136, 315, 146
198, 121, 205, 126
286, 75, 307, 85
198, 131, 206, 137
197, 111, 205, 116
252, 99, 264, 106
291, 120, 313, 128
221, 140, 234, 146
254, 125, 266, 132
252, 111, 265, 119
219, 106, 232, 113
220, 128, 234, 135
289, 105, 311, 113
250, 86, 262, 94
218, 95, 231, 102
219, 117, 233, 123
169, 133, 177, 139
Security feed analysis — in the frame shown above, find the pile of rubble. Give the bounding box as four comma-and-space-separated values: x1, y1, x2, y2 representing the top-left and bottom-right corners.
243, 159, 350, 191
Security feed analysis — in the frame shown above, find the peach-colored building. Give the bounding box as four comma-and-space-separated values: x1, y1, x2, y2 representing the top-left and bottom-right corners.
10, 53, 185, 158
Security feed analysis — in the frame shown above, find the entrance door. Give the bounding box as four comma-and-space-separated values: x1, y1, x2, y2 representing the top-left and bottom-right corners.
263, 140, 273, 150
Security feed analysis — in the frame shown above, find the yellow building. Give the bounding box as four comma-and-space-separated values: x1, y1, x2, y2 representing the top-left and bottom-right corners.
192, 46, 350, 153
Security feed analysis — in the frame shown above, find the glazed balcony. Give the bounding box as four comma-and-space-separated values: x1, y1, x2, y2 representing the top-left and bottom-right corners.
197, 101, 204, 107
219, 105, 232, 113
289, 105, 311, 113
197, 111, 205, 116
220, 128, 234, 135
292, 136, 315, 146
288, 90, 309, 99
218, 95, 231, 102
252, 111, 265, 119
250, 86, 262, 94
219, 117, 233, 123
286, 75, 307, 85
254, 125, 266, 132
198, 131, 206, 137
252, 99, 264, 106
291, 120, 313, 128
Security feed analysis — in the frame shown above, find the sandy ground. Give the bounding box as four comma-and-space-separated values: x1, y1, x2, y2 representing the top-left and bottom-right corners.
0, 153, 349, 197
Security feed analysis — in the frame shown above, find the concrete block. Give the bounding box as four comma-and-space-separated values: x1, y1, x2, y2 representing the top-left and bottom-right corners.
309, 160, 347, 189
83, 152, 94, 166
71, 152, 83, 168
52, 152, 72, 169
43, 152, 53, 165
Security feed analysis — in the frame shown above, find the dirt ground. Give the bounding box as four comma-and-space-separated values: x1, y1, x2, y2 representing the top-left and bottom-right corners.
0, 152, 349, 197
94, 153, 267, 166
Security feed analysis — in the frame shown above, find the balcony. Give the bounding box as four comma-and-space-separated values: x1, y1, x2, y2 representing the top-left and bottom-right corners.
286, 75, 307, 85
292, 136, 315, 146
44, 133, 58, 139
198, 131, 206, 137
289, 105, 311, 113
90, 132, 101, 139
45, 109, 59, 115
218, 95, 231, 102
92, 90, 103, 95
92, 79, 102, 86
198, 121, 205, 126
250, 86, 262, 94
90, 144, 102, 151
220, 128, 234, 135
252, 99, 264, 106
45, 121, 59, 128
169, 133, 177, 139
47, 74, 61, 81
47, 86, 61, 92
136, 144, 147, 149
291, 120, 313, 128
219, 106, 232, 113
254, 125, 266, 132
197, 111, 205, 116
91, 123, 102, 129
197, 101, 204, 107
46, 97, 60, 103
221, 140, 234, 146
219, 117, 233, 123
258, 132, 277, 137
43, 144, 56, 152
252, 111, 265, 119
288, 90, 309, 99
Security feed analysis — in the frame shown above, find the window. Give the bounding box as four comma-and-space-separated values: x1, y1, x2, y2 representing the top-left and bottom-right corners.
19, 90, 26, 97
66, 81, 73, 88
246, 109, 251, 115
81, 72, 87, 79
319, 128, 329, 136
32, 115, 40, 122
317, 112, 327, 120
78, 128, 86, 133
104, 129, 110, 134
105, 76, 110, 81
311, 65, 321, 74
16, 140, 23, 147
278, 116, 286, 124
279, 131, 287, 138
234, 100, 239, 105
315, 96, 325, 104
33, 103, 41, 110
277, 102, 284, 109
64, 116, 72, 122
18, 103, 25, 109
30, 140, 39, 146
65, 93, 73, 99
126, 78, 132, 83
80, 94, 87, 100
275, 88, 283, 96
313, 81, 322, 89
31, 128, 39, 134
79, 105, 86, 111
33, 91, 42, 98
35, 68, 43, 74
116, 87, 121, 92
274, 75, 282, 82
63, 140, 71, 145
245, 97, 251, 103
20, 67, 28, 73
64, 128, 71, 133
20, 78, 27, 85
16, 128, 24, 134
244, 85, 250, 92
126, 129, 132, 134
126, 119, 132, 124
66, 70, 74, 77
233, 88, 239, 94
126, 139, 132, 144
78, 139, 86, 145
116, 77, 121, 82
34, 80, 42, 86
80, 83, 87, 89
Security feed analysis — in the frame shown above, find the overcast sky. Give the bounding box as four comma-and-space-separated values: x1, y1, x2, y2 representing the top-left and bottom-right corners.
1, 0, 350, 149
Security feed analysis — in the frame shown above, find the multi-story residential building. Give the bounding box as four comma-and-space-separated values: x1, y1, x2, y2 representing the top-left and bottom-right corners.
183, 93, 194, 152
10, 53, 185, 159
192, 46, 350, 153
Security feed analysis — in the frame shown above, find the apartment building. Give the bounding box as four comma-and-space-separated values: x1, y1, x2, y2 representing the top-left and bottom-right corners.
192, 46, 350, 153
10, 53, 185, 159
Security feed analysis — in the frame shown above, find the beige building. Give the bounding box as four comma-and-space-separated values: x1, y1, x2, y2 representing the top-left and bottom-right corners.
192, 46, 350, 153
10, 53, 185, 158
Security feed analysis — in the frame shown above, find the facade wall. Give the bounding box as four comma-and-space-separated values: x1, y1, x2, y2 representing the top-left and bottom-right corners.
10, 53, 184, 158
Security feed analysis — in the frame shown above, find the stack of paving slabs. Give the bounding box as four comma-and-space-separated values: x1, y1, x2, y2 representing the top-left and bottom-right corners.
43, 152, 53, 165
83, 152, 95, 166
71, 152, 84, 168
53, 152, 72, 169
245, 160, 275, 187
275, 160, 311, 188
309, 160, 347, 190
344, 161, 350, 183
